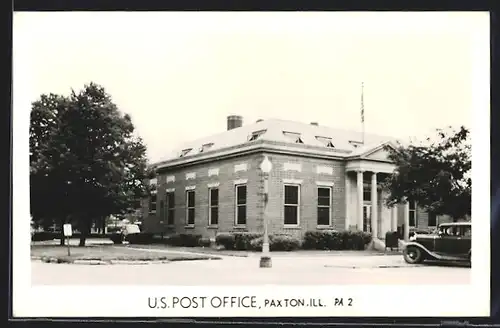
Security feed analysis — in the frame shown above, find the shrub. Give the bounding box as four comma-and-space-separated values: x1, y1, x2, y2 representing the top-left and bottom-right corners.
215, 232, 262, 250
164, 233, 202, 247
198, 237, 212, 248
303, 230, 343, 250
233, 232, 262, 250
108, 233, 123, 244
215, 233, 236, 250
32, 232, 59, 242
250, 235, 301, 251
127, 232, 154, 245
303, 230, 372, 250
340, 230, 372, 250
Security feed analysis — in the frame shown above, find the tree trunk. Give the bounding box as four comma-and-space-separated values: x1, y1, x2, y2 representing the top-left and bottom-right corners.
102, 216, 107, 235
79, 220, 90, 247
59, 218, 66, 246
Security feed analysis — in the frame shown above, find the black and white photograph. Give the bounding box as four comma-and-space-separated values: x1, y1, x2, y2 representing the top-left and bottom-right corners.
13, 11, 489, 317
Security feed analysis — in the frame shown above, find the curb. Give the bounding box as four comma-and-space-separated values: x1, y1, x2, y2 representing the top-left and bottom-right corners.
324, 264, 411, 269
32, 256, 219, 265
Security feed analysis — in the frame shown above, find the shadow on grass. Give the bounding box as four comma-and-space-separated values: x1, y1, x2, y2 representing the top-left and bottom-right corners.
32, 245, 221, 263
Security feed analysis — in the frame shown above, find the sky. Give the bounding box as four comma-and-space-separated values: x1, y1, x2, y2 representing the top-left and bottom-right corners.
13, 12, 487, 163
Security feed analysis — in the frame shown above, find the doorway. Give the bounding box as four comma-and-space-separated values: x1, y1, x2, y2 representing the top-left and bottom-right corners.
363, 205, 372, 233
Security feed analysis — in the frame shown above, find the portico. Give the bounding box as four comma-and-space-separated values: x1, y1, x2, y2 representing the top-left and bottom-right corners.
344, 142, 408, 240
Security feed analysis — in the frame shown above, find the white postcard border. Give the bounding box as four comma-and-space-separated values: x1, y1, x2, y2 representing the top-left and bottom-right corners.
13, 12, 490, 318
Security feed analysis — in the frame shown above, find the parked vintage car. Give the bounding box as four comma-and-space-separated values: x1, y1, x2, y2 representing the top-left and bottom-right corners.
403, 222, 471, 264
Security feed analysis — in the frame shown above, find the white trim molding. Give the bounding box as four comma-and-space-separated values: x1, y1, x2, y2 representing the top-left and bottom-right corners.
316, 181, 334, 187
207, 182, 220, 188
165, 188, 175, 193
234, 163, 248, 172
185, 185, 196, 191
234, 178, 248, 185
186, 172, 196, 180
283, 163, 302, 172
316, 165, 333, 175
166, 175, 175, 183
208, 168, 220, 176
283, 178, 303, 185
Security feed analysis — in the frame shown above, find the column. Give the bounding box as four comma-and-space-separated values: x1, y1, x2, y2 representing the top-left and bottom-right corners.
391, 206, 398, 232
403, 200, 410, 241
371, 172, 378, 238
356, 170, 364, 230
345, 173, 350, 230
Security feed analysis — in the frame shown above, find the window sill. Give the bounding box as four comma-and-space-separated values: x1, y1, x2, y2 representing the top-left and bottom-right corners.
283, 225, 301, 230
184, 225, 195, 229
232, 225, 248, 231
316, 225, 333, 230
208, 225, 219, 229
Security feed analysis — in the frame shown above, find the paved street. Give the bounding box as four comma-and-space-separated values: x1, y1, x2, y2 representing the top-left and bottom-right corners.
31, 252, 470, 285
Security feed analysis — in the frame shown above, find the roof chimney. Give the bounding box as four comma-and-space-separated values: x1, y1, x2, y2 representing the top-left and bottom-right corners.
227, 115, 243, 131
310, 122, 319, 126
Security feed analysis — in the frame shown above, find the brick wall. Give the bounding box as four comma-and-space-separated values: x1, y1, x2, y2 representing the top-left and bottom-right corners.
144, 151, 346, 239
143, 153, 263, 238
264, 153, 345, 238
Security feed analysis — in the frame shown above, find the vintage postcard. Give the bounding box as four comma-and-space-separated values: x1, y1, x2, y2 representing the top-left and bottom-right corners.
13, 11, 489, 317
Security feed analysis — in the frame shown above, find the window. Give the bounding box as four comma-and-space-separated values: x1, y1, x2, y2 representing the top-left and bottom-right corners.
317, 187, 331, 226
248, 130, 267, 141
180, 148, 192, 157
200, 143, 214, 153
159, 200, 164, 222
460, 225, 472, 237
284, 185, 300, 225
283, 131, 304, 144
349, 140, 363, 148
428, 212, 437, 227
186, 190, 195, 225
166, 192, 175, 225
409, 201, 417, 227
316, 136, 335, 148
235, 185, 247, 225
363, 185, 371, 202
149, 192, 157, 214
209, 188, 219, 225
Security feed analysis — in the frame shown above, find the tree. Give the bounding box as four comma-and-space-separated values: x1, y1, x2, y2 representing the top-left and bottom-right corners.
30, 83, 149, 246
383, 126, 471, 221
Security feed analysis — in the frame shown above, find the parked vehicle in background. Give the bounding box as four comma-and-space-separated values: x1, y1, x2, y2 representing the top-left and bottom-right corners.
108, 223, 141, 244
403, 222, 471, 265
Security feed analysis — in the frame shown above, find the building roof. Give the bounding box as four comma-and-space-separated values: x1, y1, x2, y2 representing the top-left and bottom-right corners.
155, 118, 396, 168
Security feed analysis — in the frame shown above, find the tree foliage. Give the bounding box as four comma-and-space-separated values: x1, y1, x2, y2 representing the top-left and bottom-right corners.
30, 83, 149, 245
383, 126, 471, 220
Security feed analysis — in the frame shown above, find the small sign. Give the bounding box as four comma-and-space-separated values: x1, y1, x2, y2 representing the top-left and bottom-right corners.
63, 224, 72, 237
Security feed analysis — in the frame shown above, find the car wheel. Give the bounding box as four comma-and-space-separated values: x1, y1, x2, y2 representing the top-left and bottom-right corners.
404, 246, 423, 264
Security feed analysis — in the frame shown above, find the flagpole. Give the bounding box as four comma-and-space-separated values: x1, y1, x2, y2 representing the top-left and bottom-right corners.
361, 82, 365, 145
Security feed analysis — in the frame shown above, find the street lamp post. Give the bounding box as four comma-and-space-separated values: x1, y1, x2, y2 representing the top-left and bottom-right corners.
259, 155, 273, 268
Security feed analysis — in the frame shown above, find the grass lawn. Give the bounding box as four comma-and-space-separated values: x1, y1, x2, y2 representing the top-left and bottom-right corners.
128, 244, 402, 257
31, 245, 220, 262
